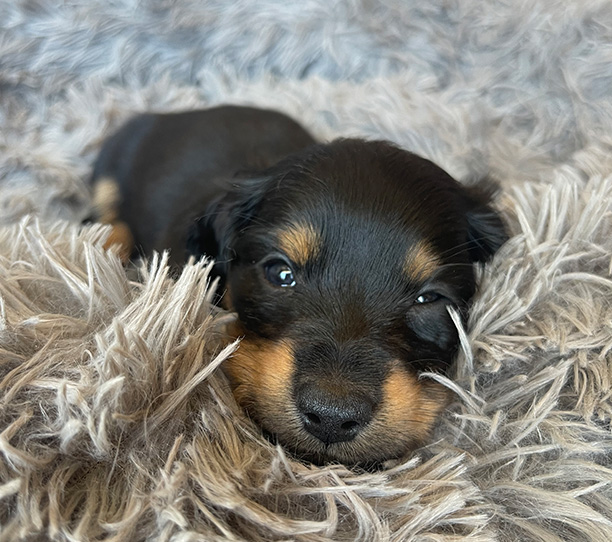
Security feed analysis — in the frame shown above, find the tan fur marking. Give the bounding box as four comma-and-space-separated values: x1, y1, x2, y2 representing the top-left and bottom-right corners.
403, 240, 441, 282
103, 221, 134, 264
223, 333, 295, 422
277, 223, 321, 266
92, 176, 121, 223
91, 177, 134, 263
379, 366, 449, 445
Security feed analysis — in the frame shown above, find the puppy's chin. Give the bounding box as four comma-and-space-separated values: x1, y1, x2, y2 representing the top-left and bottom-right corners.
222, 333, 450, 465
262, 426, 430, 467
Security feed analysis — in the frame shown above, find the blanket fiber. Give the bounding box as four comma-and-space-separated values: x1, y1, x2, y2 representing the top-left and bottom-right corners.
1, 1, 612, 540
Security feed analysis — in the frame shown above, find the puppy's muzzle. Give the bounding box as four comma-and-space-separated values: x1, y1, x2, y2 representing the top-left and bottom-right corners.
295, 382, 374, 444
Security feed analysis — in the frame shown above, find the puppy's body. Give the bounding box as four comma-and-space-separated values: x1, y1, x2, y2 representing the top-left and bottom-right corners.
92, 106, 315, 263
91, 106, 507, 464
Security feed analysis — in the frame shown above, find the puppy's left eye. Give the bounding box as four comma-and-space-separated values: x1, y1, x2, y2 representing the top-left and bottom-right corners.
414, 291, 442, 304
263, 259, 296, 287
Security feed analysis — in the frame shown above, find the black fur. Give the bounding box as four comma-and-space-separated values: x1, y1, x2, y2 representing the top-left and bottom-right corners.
92, 106, 315, 265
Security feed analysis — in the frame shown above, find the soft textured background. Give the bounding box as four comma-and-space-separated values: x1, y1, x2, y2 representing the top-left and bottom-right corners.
1, 1, 612, 540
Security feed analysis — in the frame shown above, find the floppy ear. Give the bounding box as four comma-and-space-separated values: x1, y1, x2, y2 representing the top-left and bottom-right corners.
185, 176, 270, 279
463, 180, 508, 262
185, 196, 227, 264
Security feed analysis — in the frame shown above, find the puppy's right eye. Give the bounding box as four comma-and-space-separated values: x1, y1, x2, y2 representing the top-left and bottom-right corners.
263, 259, 296, 287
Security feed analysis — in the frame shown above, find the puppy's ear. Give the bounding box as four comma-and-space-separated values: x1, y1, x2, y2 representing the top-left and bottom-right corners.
185, 176, 269, 276
185, 198, 225, 263
464, 180, 508, 262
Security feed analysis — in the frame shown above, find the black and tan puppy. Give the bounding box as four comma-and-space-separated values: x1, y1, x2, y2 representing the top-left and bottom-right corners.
91, 105, 507, 464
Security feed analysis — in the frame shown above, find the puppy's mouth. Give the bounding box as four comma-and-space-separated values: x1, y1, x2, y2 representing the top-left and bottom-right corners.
259, 416, 425, 466
222, 335, 449, 465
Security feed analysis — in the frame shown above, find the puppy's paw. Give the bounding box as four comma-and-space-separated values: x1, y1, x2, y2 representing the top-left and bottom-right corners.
103, 220, 134, 264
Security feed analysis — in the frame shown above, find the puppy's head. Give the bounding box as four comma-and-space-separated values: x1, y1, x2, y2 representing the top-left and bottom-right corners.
189, 139, 507, 464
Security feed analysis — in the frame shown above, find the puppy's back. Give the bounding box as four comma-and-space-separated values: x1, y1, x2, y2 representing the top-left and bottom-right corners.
91, 106, 315, 262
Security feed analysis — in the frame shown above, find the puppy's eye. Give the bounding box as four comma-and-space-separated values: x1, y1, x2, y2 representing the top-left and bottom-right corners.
263, 259, 296, 287
414, 292, 442, 304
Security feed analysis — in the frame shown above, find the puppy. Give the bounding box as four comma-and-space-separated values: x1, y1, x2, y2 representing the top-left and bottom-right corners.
91, 105, 507, 464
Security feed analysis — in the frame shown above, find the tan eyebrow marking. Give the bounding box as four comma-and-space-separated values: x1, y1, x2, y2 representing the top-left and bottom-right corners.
277, 222, 321, 266
403, 240, 441, 281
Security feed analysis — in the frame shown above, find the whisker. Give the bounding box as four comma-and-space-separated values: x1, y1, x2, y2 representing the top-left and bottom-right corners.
431, 262, 476, 270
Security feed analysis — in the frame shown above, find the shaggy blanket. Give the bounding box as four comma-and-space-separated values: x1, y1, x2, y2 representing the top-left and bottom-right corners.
1, 1, 612, 540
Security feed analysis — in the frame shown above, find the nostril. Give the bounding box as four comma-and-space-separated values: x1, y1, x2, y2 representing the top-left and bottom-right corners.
340, 420, 360, 432
304, 412, 321, 426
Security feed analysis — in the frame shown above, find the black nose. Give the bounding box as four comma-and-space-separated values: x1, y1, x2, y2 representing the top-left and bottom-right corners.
296, 384, 373, 444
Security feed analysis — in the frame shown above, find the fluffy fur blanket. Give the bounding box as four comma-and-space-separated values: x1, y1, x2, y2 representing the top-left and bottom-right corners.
1, 1, 612, 540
